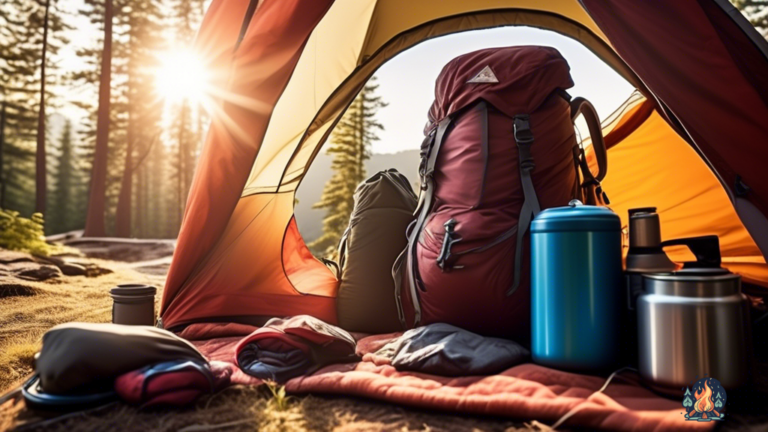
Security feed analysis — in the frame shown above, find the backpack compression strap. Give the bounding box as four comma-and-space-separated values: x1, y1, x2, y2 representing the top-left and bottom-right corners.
508, 114, 541, 296
400, 115, 452, 327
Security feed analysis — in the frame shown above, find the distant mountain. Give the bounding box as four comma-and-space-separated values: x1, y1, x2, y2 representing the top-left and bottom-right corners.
294, 150, 420, 242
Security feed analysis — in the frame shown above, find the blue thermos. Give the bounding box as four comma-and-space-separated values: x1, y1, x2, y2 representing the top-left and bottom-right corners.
530, 200, 623, 372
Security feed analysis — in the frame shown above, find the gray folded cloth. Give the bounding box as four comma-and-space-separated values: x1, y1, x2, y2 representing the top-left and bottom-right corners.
375, 323, 529, 376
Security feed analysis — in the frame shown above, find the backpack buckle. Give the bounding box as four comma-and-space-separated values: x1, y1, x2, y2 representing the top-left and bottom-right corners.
436, 219, 462, 272
513, 115, 534, 144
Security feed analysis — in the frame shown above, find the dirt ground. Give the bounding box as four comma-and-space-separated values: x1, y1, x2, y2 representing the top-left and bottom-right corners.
0, 243, 541, 432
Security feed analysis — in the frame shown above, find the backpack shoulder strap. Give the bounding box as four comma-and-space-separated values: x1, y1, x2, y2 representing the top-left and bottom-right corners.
399, 116, 452, 327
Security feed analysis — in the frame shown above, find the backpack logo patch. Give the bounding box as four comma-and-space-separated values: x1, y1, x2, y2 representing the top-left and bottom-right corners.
467, 65, 499, 84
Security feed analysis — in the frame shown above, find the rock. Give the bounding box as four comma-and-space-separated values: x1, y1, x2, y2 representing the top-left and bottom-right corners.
33, 255, 87, 276
0, 250, 35, 264
70, 262, 113, 277
8, 262, 62, 281
57, 262, 87, 276
65, 240, 175, 263
0, 277, 42, 298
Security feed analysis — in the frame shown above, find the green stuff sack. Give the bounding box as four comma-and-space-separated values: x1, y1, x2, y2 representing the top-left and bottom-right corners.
336, 169, 417, 333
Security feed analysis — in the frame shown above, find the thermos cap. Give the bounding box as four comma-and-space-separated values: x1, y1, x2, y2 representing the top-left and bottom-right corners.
531, 203, 620, 233
109, 284, 157, 297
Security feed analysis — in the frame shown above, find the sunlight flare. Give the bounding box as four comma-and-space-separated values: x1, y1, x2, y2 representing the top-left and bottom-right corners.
154, 47, 210, 106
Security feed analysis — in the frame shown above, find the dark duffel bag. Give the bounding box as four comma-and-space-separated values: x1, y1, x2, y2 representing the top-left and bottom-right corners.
36, 322, 206, 394
336, 169, 417, 333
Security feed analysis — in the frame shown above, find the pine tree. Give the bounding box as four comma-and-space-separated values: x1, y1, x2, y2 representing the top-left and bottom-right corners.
114, 0, 165, 237
76, 0, 164, 237
683, 387, 693, 408
733, 0, 768, 37
81, 0, 114, 237
35, 0, 52, 214
0, 0, 68, 217
49, 118, 76, 234
310, 79, 387, 256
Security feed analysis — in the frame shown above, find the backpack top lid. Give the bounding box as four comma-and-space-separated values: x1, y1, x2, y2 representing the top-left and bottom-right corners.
426, 46, 574, 134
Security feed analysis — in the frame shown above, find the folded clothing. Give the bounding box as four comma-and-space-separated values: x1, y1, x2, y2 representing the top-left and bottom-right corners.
115, 360, 232, 407
37, 322, 206, 394
373, 323, 529, 376
235, 315, 358, 383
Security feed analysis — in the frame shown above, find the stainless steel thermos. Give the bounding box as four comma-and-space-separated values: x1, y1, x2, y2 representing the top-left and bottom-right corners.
624, 207, 677, 365
637, 235, 750, 391
110, 284, 157, 326
530, 200, 624, 372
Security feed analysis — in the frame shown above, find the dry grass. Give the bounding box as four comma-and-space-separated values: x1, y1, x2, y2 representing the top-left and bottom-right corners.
0, 255, 543, 431
2, 386, 545, 432
0, 341, 38, 393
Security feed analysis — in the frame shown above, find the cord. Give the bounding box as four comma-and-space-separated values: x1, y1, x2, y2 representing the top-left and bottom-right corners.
550, 366, 638, 430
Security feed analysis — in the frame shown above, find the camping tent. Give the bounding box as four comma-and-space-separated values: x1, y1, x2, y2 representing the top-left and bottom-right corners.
159, 0, 768, 331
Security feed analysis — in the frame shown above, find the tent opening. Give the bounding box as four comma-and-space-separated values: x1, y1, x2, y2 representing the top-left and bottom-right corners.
294, 26, 636, 255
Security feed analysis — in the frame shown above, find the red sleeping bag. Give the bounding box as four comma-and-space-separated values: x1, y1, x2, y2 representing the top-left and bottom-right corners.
398, 46, 605, 342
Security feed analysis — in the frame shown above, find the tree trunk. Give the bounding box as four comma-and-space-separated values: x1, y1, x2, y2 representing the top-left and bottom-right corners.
136, 156, 145, 238
0, 101, 6, 209
114, 136, 133, 237
83, 0, 113, 237
35, 0, 51, 215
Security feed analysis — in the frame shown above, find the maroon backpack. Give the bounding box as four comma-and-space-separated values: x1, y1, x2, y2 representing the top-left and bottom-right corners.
394, 46, 607, 342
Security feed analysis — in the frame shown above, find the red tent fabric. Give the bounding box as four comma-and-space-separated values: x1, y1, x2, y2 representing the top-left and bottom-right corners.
581, 0, 768, 258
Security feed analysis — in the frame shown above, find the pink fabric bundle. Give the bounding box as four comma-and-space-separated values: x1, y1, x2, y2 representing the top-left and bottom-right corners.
115, 360, 231, 407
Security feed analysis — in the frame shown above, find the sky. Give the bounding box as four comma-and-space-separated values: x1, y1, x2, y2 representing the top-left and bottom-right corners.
370, 27, 634, 154
55, 0, 98, 124
51, 3, 635, 155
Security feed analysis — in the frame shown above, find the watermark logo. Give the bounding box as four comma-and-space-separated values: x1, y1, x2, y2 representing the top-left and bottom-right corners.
682, 377, 726, 422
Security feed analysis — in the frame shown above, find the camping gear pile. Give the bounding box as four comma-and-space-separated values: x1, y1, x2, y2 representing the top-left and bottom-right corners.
25, 323, 230, 410
11, 1, 768, 430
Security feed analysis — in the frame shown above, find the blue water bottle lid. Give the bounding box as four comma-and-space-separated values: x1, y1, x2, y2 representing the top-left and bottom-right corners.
531, 200, 620, 233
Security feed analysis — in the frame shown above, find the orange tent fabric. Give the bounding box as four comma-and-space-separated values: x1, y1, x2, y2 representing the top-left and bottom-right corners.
160, 0, 768, 330
601, 101, 767, 286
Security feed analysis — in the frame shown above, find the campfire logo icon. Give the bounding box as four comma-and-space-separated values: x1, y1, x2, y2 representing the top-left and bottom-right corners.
682, 377, 726, 422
